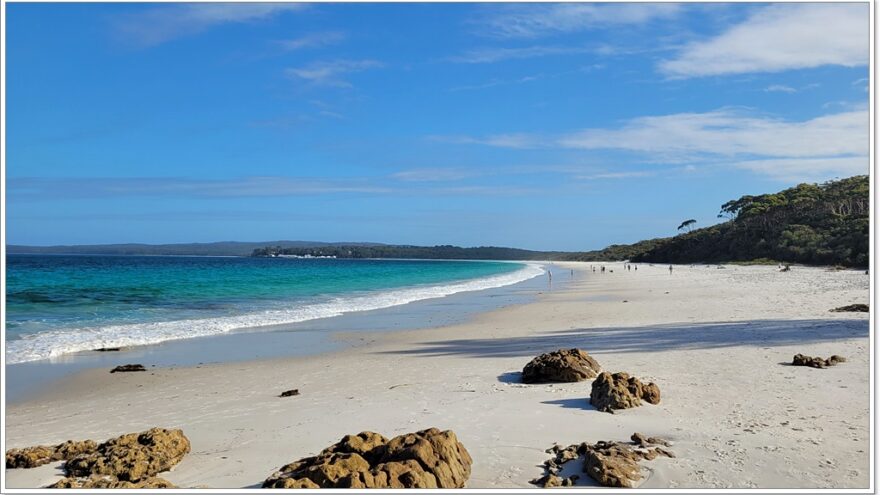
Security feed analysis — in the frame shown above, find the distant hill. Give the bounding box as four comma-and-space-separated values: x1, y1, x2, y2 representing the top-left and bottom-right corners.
7, 241, 387, 257
562, 175, 869, 267
251, 244, 567, 261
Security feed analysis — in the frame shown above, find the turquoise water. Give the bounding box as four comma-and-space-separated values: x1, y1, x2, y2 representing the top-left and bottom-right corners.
6, 255, 542, 363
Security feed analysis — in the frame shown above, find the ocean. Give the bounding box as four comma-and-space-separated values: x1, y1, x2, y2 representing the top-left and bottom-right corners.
5, 254, 544, 364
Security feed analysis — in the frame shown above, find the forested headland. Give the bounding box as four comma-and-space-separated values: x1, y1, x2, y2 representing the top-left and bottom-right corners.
563, 175, 869, 267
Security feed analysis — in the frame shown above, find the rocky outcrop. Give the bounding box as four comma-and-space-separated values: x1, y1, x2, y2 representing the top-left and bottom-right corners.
262, 428, 472, 489
792, 354, 846, 369
531, 436, 673, 488
110, 364, 146, 373
63, 428, 190, 482
48, 475, 176, 488
280, 389, 300, 397
529, 473, 577, 487
6, 440, 97, 469
521, 349, 602, 383
8, 428, 190, 489
830, 304, 869, 312
590, 372, 661, 413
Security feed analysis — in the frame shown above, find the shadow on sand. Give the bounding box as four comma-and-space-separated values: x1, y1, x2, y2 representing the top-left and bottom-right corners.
382, 319, 868, 358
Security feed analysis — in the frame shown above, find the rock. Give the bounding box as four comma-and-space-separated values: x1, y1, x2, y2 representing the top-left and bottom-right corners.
830, 304, 869, 312
583, 439, 674, 488
48, 475, 176, 488
262, 428, 472, 489
827, 355, 847, 365
6, 445, 59, 469
521, 349, 602, 383
280, 389, 300, 397
95, 347, 123, 352
6, 440, 97, 469
583, 441, 643, 488
110, 364, 146, 373
529, 473, 577, 488
590, 372, 661, 413
64, 428, 190, 482
792, 354, 846, 368
532, 437, 673, 489
631, 433, 670, 448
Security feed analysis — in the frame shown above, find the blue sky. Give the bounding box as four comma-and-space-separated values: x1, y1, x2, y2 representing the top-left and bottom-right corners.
6, 2, 870, 250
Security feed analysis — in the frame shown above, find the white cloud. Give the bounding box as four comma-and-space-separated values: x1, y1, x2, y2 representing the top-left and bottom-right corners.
477, 3, 681, 39
285, 59, 383, 88
764, 85, 797, 94
440, 109, 868, 182
276, 31, 346, 51
659, 4, 868, 78
391, 168, 480, 182
557, 109, 867, 160
576, 171, 657, 180
448, 45, 593, 64
734, 157, 868, 183
429, 133, 541, 149
114, 3, 305, 47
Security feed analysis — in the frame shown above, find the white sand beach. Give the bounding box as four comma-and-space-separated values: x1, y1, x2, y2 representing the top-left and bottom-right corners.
4, 262, 871, 489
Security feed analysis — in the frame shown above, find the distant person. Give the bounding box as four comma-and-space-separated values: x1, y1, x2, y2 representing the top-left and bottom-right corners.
669, 265, 673, 274
601, 266, 605, 273
571, 269, 574, 278
634, 265, 638, 271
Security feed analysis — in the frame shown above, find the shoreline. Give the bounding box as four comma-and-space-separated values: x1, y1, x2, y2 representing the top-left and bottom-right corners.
4, 262, 870, 489
5, 261, 559, 403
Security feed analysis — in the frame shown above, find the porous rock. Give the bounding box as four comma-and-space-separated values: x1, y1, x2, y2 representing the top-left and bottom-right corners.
6, 440, 98, 469
830, 304, 869, 313
521, 349, 602, 383
48, 475, 176, 489
590, 372, 661, 413
110, 364, 146, 373
64, 428, 190, 482
792, 353, 846, 369
532, 436, 674, 489
262, 428, 472, 489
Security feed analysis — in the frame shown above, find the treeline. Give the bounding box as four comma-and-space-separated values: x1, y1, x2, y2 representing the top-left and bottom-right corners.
564, 175, 869, 267
8, 241, 386, 257
252, 244, 565, 260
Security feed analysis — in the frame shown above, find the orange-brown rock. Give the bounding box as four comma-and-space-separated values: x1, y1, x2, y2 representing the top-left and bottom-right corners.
793, 353, 846, 369
522, 349, 602, 383
64, 428, 190, 482
262, 428, 472, 489
590, 372, 661, 413
6, 440, 98, 469
48, 475, 176, 489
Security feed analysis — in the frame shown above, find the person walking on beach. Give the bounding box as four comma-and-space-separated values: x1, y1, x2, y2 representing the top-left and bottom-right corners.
669, 265, 673, 274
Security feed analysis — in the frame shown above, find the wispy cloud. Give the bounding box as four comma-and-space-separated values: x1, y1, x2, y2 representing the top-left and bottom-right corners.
113, 3, 306, 47
449, 73, 549, 92
475, 3, 682, 39
436, 109, 868, 182
764, 85, 797, 94
9, 177, 393, 199
733, 157, 868, 183
391, 168, 481, 182
428, 133, 542, 149
448, 45, 594, 64
659, 4, 868, 78
576, 171, 657, 180
558, 109, 867, 160
276, 31, 346, 51
285, 59, 383, 87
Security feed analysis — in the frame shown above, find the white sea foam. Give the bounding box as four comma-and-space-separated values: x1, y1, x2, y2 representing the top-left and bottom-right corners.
5, 263, 545, 364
